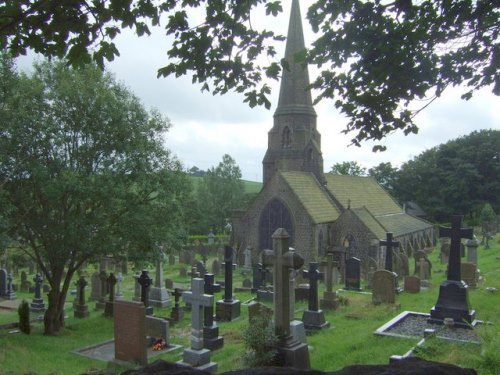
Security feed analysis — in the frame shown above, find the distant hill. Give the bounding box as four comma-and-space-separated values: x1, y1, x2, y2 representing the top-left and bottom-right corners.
188, 176, 262, 194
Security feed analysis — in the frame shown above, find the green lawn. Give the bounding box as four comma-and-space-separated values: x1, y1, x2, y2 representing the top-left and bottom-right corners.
0, 234, 499, 374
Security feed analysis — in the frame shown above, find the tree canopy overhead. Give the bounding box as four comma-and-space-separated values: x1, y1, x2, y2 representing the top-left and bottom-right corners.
1, 1, 498, 149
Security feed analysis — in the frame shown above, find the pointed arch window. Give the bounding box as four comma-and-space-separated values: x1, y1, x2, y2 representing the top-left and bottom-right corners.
282, 126, 291, 148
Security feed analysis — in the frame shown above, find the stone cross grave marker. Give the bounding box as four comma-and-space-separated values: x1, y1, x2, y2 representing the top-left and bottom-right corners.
6, 273, 16, 300
178, 278, 217, 373
429, 215, 475, 328
380, 232, 399, 272
104, 273, 117, 317
138, 270, 153, 315
216, 246, 241, 321
262, 228, 310, 369
74, 275, 89, 318
30, 273, 45, 312
302, 262, 329, 330
243, 246, 252, 272
170, 288, 184, 322
150, 252, 170, 308
320, 253, 340, 310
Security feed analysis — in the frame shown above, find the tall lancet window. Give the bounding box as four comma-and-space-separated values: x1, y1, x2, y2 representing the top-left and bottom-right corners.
282, 126, 291, 148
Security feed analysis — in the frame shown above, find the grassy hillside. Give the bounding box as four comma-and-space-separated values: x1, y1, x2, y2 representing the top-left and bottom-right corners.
189, 175, 262, 194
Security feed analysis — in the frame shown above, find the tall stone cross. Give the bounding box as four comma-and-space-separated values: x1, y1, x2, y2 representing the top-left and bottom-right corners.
320, 253, 338, 293
222, 246, 236, 302
203, 273, 220, 327
138, 270, 152, 308
33, 273, 43, 299
183, 278, 214, 350
303, 262, 323, 312
262, 228, 304, 337
440, 215, 473, 281
380, 232, 399, 272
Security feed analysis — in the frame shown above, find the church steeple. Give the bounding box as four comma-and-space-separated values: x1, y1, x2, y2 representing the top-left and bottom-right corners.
262, 0, 324, 185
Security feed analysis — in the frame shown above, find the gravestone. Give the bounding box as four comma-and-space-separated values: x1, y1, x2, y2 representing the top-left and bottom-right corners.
0, 269, 7, 297
114, 300, 147, 365
202, 273, 223, 350
115, 272, 124, 299
372, 270, 397, 304
288, 268, 306, 344
399, 252, 410, 278
345, 257, 362, 291
145, 315, 169, 346
177, 278, 217, 373
133, 272, 141, 301
74, 275, 89, 318
466, 239, 479, 265
242, 279, 251, 288
262, 228, 310, 369
247, 301, 273, 323
320, 253, 340, 310
20, 271, 30, 292
366, 267, 375, 290
95, 270, 108, 310
149, 253, 171, 308
302, 262, 329, 330
216, 246, 241, 321
179, 267, 187, 278
211, 259, 221, 276
30, 273, 45, 312
6, 273, 16, 300
251, 263, 264, 293
440, 242, 450, 264
429, 215, 476, 328
380, 232, 399, 272
461, 262, 478, 288
138, 270, 154, 315
170, 288, 184, 322
104, 273, 117, 317
90, 272, 101, 301
414, 250, 427, 275
165, 278, 174, 290
419, 258, 431, 287
404, 275, 421, 293
194, 261, 205, 277
242, 246, 252, 273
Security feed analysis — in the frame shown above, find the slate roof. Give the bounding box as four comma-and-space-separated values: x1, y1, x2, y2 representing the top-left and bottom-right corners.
351, 207, 387, 239
324, 174, 401, 215
376, 212, 434, 237
280, 171, 340, 224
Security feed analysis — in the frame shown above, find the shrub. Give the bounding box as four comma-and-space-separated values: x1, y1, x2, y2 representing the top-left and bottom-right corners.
18, 299, 30, 334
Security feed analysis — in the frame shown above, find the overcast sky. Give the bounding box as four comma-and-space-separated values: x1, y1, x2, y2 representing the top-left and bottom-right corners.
17, 1, 499, 181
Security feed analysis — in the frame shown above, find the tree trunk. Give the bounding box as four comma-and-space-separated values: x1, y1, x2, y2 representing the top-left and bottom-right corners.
44, 289, 66, 335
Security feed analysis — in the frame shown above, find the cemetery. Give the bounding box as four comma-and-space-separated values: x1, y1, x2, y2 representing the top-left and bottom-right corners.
0, 229, 499, 374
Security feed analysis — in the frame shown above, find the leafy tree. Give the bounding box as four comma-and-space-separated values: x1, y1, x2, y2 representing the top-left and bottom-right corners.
1, 1, 497, 149
479, 203, 497, 233
330, 161, 366, 176
196, 154, 244, 234
393, 130, 500, 222
0, 56, 190, 335
368, 162, 399, 193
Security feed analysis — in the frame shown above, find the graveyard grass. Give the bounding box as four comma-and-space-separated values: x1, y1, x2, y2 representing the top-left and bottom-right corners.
0, 235, 499, 374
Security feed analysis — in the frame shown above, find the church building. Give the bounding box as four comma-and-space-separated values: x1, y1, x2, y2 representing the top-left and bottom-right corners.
231, 0, 435, 271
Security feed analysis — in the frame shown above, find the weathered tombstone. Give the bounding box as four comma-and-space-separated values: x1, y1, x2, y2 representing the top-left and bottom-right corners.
466, 239, 479, 265
6, 273, 16, 300
345, 257, 362, 291
74, 275, 89, 318
145, 315, 169, 347
149, 253, 171, 308
30, 273, 45, 312
399, 252, 410, 278
168, 254, 176, 266
251, 263, 264, 293
429, 215, 476, 328
262, 228, 310, 369
372, 270, 397, 304
366, 267, 375, 290
165, 278, 174, 289
195, 260, 206, 277
211, 259, 221, 276
138, 270, 153, 315
440, 242, 450, 264
242, 246, 252, 272
90, 272, 101, 301
170, 288, 184, 322
202, 273, 223, 350
179, 267, 187, 278
419, 258, 431, 287
114, 300, 147, 366
20, 271, 29, 292
247, 301, 273, 323
216, 246, 241, 321
404, 275, 421, 293
302, 262, 329, 330
461, 262, 478, 288
104, 273, 117, 317
414, 250, 427, 275
133, 272, 141, 301
95, 270, 108, 310
207, 230, 215, 245
177, 278, 217, 373
380, 232, 399, 272
115, 272, 124, 299
320, 253, 340, 310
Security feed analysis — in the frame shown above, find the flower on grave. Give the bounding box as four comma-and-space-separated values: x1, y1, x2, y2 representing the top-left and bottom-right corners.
152, 337, 167, 351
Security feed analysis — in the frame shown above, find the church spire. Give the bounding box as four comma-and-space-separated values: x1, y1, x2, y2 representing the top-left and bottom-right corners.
274, 0, 316, 117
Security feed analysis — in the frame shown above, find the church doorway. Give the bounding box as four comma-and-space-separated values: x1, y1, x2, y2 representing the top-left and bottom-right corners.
258, 198, 294, 251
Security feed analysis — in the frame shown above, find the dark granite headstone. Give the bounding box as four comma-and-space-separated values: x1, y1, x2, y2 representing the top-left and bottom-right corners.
170, 288, 184, 322
302, 262, 329, 330
202, 273, 223, 350
429, 215, 475, 328
345, 257, 361, 291
0, 268, 8, 297
216, 246, 241, 321
138, 270, 153, 315
30, 273, 45, 312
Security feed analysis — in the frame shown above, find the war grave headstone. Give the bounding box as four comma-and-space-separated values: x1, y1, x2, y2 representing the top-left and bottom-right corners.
74, 275, 89, 318
428, 215, 476, 328
138, 270, 154, 316
202, 273, 223, 350
262, 228, 310, 369
30, 273, 45, 312
461, 262, 478, 289
149, 253, 171, 308
215, 246, 241, 321
289, 268, 306, 344
302, 262, 330, 330
177, 278, 217, 373
170, 288, 184, 322
404, 275, 421, 293
466, 239, 479, 265
104, 273, 117, 317
319, 253, 340, 310
344, 257, 362, 291
372, 269, 397, 304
